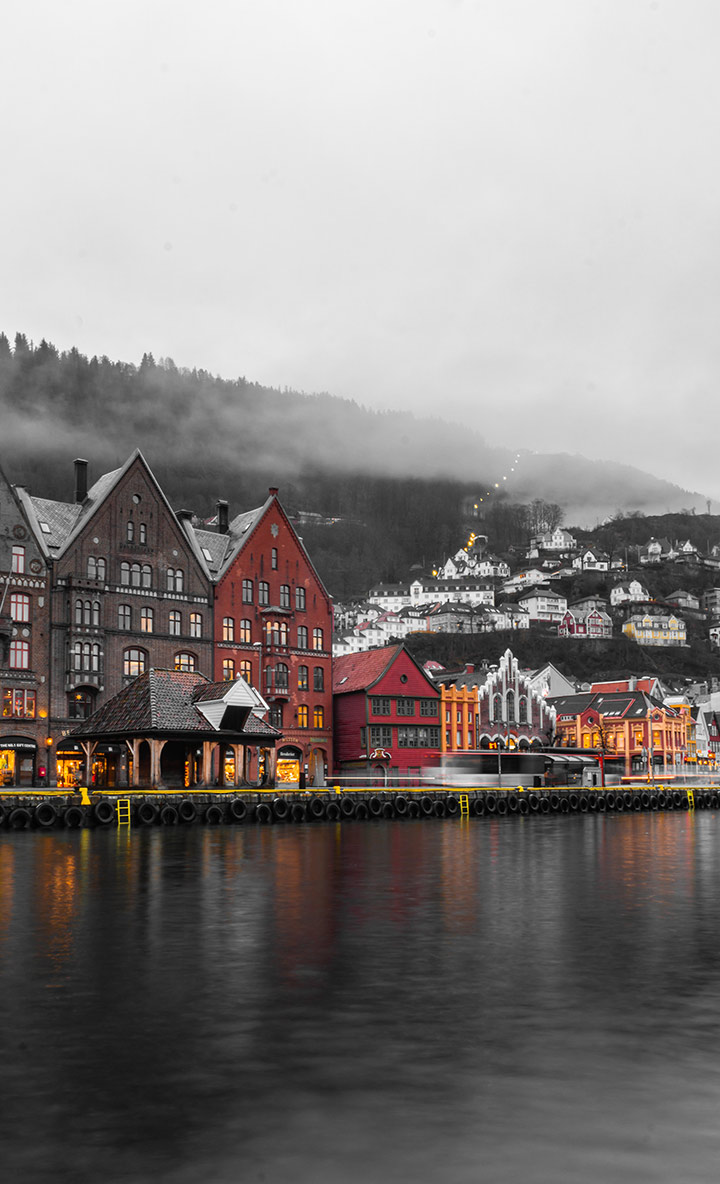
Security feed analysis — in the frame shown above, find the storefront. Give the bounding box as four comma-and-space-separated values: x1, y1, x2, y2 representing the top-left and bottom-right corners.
276, 745, 303, 787
0, 735, 38, 787
56, 740, 85, 788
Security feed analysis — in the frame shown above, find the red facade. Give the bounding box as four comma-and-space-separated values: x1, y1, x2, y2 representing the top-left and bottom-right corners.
333, 645, 441, 785
206, 491, 333, 786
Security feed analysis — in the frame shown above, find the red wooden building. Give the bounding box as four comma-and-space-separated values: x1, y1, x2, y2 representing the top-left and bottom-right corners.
194, 489, 333, 787
333, 644, 441, 785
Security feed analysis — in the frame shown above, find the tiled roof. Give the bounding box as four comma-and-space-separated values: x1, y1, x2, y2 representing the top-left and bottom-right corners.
69, 669, 279, 740
333, 645, 402, 693
29, 496, 82, 552
192, 528, 231, 574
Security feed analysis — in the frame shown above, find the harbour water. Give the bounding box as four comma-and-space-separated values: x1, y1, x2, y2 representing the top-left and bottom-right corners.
2, 812, 720, 1183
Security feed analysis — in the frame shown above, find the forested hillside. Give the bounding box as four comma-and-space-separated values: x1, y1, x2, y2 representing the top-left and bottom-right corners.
0, 332, 707, 598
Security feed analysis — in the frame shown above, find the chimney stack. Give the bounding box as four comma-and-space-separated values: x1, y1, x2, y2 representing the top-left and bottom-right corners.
74, 458, 88, 504
176, 509, 194, 523
269, 487, 279, 497
217, 499, 229, 534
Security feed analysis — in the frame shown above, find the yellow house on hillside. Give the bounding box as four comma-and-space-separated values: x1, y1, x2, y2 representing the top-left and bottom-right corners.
623, 612, 686, 646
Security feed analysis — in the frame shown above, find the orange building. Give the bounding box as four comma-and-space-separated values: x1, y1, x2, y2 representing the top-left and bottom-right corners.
439, 682, 479, 753
551, 689, 688, 776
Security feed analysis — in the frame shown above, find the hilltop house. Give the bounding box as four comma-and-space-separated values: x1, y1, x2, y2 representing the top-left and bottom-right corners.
623, 612, 686, 647
610, 579, 650, 607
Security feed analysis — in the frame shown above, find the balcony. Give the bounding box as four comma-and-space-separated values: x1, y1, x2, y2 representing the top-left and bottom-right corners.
65, 670, 104, 692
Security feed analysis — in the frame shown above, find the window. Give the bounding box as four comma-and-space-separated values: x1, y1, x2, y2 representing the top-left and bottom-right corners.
124, 648, 146, 678
120, 562, 130, 585
266, 620, 288, 647
127, 520, 135, 542
295, 587, 306, 611
76, 599, 100, 626
118, 604, 131, 630
11, 546, 25, 574
223, 659, 235, 681
174, 652, 196, 672
222, 616, 235, 642
271, 548, 278, 570
140, 607, 154, 633
313, 706, 324, 728
9, 640, 29, 669
313, 666, 324, 692
370, 725, 392, 749
142, 564, 152, 588
3, 689, 35, 717
280, 584, 290, 608
397, 725, 440, 748
298, 665, 309, 690
518, 697, 528, 724
68, 689, 94, 720
506, 691, 515, 722
492, 693, 503, 721
396, 698, 415, 716
258, 581, 269, 606
167, 568, 183, 592
239, 619, 252, 643
371, 696, 391, 716
242, 579, 253, 603
9, 593, 30, 623
298, 625, 309, 649
312, 628, 324, 651
297, 704, 308, 728
239, 660, 253, 681
139, 523, 147, 544
275, 662, 289, 691
169, 610, 181, 636
97, 558, 106, 580
87, 556, 106, 580
190, 612, 202, 638
270, 704, 283, 728
420, 699, 439, 716
71, 641, 100, 672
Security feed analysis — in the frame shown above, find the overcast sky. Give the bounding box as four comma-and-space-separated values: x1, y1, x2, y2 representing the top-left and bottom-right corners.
3, 1, 719, 497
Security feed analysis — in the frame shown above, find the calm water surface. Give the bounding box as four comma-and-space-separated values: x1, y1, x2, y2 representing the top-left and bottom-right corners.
1, 812, 720, 1183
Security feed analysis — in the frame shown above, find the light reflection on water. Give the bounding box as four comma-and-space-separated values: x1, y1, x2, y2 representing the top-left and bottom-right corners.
1, 813, 720, 1183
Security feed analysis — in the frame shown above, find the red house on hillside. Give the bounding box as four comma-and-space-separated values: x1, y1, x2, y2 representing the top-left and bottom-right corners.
333, 644, 441, 785
194, 488, 333, 787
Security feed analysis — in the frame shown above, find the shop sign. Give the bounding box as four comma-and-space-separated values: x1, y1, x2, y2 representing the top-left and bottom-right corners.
278, 746, 302, 759
0, 736, 37, 750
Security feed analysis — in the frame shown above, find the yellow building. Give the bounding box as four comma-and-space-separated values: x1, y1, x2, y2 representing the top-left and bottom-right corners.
439, 682, 479, 753
553, 690, 688, 776
622, 612, 686, 646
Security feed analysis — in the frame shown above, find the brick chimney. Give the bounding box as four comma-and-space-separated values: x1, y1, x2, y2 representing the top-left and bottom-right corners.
269, 487, 278, 497
465, 663, 475, 674
217, 499, 229, 534
74, 458, 88, 504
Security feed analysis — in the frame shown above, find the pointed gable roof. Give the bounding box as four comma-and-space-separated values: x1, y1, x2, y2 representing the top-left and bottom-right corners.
333, 645, 403, 694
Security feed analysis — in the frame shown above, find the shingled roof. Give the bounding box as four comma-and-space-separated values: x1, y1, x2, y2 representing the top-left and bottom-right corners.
333, 645, 403, 694
69, 669, 280, 741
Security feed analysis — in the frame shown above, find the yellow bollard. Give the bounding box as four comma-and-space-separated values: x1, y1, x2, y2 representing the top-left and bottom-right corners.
79, 786, 91, 805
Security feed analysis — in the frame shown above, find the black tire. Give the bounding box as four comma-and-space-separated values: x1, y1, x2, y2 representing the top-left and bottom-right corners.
568, 794, 579, 812
420, 796, 435, 817
340, 797, 356, 818
605, 792, 616, 810
368, 796, 383, 818
518, 798, 528, 815
160, 804, 179, 826
578, 796, 588, 813
539, 797, 550, 814
496, 797, 508, 816
34, 801, 58, 829
179, 798, 198, 823
665, 793, 674, 810
615, 795, 624, 812
291, 802, 307, 823
8, 807, 31, 830
138, 800, 159, 825
93, 799, 115, 826
256, 802, 273, 824
649, 794, 658, 811
64, 805, 85, 829
433, 799, 446, 818
394, 795, 409, 816
549, 794, 561, 812
679, 794, 689, 810
205, 804, 224, 825
711, 793, 719, 808
408, 799, 420, 818
355, 802, 369, 820
587, 795, 598, 812
272, 797, 289, 821
446, 796, 460, 817
597, 795, 607, 812
673, 791, 683, 807
485, 794, 497, 814
641, 792, 650, 809
308, 797, 326, 820
326, 801, 341, 821
229, 798, 247, 823
623, 793, 633, 810
528, 794, 540, 813
474, 797, 486, 817
507, 794, 519, 814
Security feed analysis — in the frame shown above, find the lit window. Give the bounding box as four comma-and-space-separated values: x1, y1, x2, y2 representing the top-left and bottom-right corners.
222, 659, 235, 681
2, 689, 35, 717
11, 546, 25, 574
312, 628, 324, 651
239, 619, 252, 643
258, 581, 269, 606
68, 689, 94, 720
140, 607, 154, 633
222, 616, 235, 642
313, 706, 324, 728
280, 584, 290, 608
9, 640, 29, 669
169, 610, 181, 635
174, 652, 196, 672
313, 666, 324, 692
298, 625, 309, 648
190, 612, 202, 638
295, 587, 306, 611
118, 604, 131, 630
239, 660, 252, 681
298, 665, 309, 690
9, 593, 30, 623
297, 704, 308, 728
124, 648, 146, 678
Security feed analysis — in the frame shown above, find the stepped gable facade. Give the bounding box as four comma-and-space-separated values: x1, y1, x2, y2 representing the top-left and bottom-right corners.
333, 644, 441, 783
0, 465, 52, 786
194, 488, 333, 787
475, 648, 556, 749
